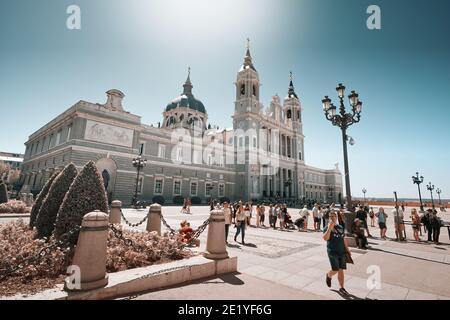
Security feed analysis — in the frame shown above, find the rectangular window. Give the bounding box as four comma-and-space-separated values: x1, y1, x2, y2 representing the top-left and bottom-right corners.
218, 183, 225, 197
56, 130, 62, 146
154, 178, 163, 194
36, 142, 40, 154
238, 137, 243, 149
176, 147, 183, 162
67, 124, 72, 141
190, 181, 198, 196
173, 180, 181, 195
253, 137, 257, 149
205, 182, 213, 197
139, 143, 145, 155
158, 144, 166, 158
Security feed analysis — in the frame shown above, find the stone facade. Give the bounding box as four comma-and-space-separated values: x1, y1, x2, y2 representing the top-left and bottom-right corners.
20, 45, 343, 205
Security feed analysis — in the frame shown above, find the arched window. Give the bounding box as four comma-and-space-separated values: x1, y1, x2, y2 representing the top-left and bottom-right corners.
287, 109, 292, 119
240, 84, 245, 95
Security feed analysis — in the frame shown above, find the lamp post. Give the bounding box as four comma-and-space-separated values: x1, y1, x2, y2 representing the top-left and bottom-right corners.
436, 188, 442, 207
322, 84, 362, 214
412, 172, 424, 211
131, 155, 147, 207
426, 182, 435, 209
362, 188, 367, 204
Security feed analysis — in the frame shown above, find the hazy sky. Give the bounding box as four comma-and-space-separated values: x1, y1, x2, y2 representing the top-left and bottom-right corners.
1, 0, 449, 199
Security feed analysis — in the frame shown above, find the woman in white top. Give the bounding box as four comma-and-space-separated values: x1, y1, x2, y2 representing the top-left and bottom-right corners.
234, 202, 247, 244
223, 202, 232, 244
300, 205, 309, 231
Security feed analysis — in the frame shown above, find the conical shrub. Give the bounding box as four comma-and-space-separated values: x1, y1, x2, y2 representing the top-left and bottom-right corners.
0, 182, 7, 204
29, 171, 59, 228
54, 161, 109, 242
35, 163, 77, 239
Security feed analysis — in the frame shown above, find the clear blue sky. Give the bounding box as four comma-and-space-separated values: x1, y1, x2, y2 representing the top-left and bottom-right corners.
1, 0, 449, 199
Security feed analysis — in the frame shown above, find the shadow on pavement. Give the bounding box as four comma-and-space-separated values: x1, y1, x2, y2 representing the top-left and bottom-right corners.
331, 289, 375, 300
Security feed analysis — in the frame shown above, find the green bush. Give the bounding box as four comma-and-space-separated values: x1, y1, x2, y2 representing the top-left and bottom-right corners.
172, 195, 184, 205
152, 195, 165, 205
35, 164, 77, 239
29, 171, 59, 228
190, 196, 201, 205
0, 182, 8, 204
54, 161, 109, 243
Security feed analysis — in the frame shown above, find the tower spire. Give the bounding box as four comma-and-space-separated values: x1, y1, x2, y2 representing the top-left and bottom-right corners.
183, 66, 193, 95
288, 71, 298, 99
242, 38, 256, 71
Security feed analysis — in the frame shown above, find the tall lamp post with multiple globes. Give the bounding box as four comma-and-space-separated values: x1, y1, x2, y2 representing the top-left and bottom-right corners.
426, 182, 435, 209
412, 172, 424, 212
131, 155, 147, 207
436, 188, 442, 207
322, 83, 362, 210
362, 188, 367, 204
322, 83, 362, 235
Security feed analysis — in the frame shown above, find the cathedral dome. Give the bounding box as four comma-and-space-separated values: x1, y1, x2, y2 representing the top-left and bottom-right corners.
165, 68, 206, 114
165, 94, 206, 113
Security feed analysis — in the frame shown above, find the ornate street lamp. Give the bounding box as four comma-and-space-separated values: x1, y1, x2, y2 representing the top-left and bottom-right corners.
322, 84, 362, 214
362, 188, 367, 204
436, 188, 442, 207
131, 155, 147, 207
426, 182, 435, 209
412, 172, 424, 211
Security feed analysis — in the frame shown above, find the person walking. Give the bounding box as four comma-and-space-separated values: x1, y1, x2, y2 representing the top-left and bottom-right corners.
323, 210, 351, 295
312, 203, 320, 231
375, 207, 388, 239
234, 202, 246, 244
322, 205, 330, 229
421, 209, 433, 242
392, 207, 405, 241
223, 202, 232, 244
431, 210, 442, 244
260, 204, 266, 227
369, 207, 376, 227
411, 208, 421, 241
255, 204, 261, 228
268, 204, 275, 228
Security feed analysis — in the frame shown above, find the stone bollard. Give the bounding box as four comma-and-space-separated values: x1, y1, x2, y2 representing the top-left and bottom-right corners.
204, 209, 229, 260
109, 200, 122, 224
146, 203, 161, 235
64, 210, 109, 291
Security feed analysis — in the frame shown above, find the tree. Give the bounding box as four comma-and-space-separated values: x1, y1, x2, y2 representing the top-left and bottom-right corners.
54, 161, 108, 243
0, 181, 8, 204
35, 163, 77, 239
29, 171, 59, 228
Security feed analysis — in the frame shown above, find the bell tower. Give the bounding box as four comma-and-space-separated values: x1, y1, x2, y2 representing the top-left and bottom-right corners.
234, 38, 261, 115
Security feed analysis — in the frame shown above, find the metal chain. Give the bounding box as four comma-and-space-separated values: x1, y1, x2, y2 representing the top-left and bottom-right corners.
120, 209, 148, 228
119, 264, 191, 300
159, 212, 177, 234
179, 217, 210, 249
109, 223, 145, 252
0, 225, 81, 282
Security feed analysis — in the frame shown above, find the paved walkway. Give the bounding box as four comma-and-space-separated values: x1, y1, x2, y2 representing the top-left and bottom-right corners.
2, 205, 449, 300
118, 205, 450, 300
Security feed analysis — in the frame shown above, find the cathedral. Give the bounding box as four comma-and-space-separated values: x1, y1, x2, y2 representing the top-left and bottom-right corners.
19, 42, 343, 205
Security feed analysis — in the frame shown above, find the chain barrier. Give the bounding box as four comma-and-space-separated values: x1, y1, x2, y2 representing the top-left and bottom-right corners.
119, 264, 191, 300
179, 217, 211, 249
109, 223, 145, 252
159, 212, 177, 234
0, 225, 81, 282
120, 209, 148, 228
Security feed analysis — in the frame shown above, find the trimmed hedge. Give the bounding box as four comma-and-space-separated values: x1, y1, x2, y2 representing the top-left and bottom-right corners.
0, 182, 8, 204
172, 195, 184, 205
190, 196, 201, 205
152, 195, 165, 205
29, 171, 59, 228
54, 161, 109, 242
35, 164, 77, 239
